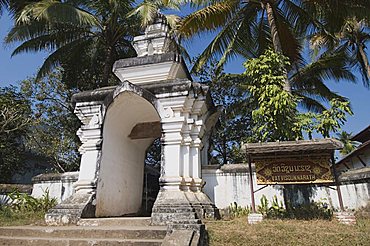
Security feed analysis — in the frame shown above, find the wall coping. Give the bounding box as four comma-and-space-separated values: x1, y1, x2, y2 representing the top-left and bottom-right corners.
339, 167, 370, 183
32, 172, 79, 183
202, 164, 254, 174
0, 184, 33, 194
202, 164, 370, 185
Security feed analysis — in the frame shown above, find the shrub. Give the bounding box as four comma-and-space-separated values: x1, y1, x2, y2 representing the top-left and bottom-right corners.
257, 195, 332, 220
288, 201, 333, 220
8, 189, 57, 213
0, 189, 57, 226
226, 202, 250, 218
258, 195, 286, 219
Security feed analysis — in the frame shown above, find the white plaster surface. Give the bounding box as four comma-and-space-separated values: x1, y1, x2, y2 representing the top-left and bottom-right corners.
31, 172, 78, 203
202, 167, 370, 210
96, 92, 160, 217
30, 166, 370, 211
114, 62, 188, 85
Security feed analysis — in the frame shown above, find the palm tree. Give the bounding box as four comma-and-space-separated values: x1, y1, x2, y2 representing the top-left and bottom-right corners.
302, 1, 370, 88
331, 18, 370, 88
0, 0, 8, 16
336, 131, 358, 155
6, 0, 138, 88
178, 0, 320, 91
290, 51, 355, 112
128, 0, 195, 62
178, 0, 370, 92
128, 0, 186, 29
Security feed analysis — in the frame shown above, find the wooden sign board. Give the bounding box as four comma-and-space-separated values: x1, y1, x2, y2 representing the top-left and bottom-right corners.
255, 156, 334, 185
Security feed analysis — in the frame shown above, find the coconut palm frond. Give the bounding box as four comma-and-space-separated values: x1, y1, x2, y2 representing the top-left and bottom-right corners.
178, 0, 239, 38
16, 0, 99, 27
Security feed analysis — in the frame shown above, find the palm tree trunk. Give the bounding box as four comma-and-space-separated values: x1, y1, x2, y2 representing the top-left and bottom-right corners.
359, 44, 370, 82
263, 1, 291, 92
265, 2, 282, 54
103, 45, 113, 87
222, 133, 227, 165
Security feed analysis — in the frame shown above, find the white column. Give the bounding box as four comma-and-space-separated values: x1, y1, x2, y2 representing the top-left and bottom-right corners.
190, 99, 207, 192
159, 97, 187, 191
180, 98, 195, 191
73, 102, 103, 194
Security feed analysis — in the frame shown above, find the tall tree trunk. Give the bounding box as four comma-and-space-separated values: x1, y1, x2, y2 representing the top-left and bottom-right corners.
263, 1, 292, 92
103, 45, 113, 87
359, 44, 370, 84
222, 132, 227, 165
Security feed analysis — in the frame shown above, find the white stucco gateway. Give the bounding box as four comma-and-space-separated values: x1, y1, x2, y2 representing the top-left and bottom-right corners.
45, 14, 218, 227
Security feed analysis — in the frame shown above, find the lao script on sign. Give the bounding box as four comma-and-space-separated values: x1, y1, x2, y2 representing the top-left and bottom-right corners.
255, 156, 334, 185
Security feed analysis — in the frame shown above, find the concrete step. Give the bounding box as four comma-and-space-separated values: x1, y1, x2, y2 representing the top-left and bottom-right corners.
0, 236, 163, 246
152, 212, 198, 220
77, 217, 152, 227
152, 207, 196, 213
0, 226, 167, 240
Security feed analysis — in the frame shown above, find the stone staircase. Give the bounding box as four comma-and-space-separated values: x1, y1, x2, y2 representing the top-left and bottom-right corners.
0, 217, 168, 246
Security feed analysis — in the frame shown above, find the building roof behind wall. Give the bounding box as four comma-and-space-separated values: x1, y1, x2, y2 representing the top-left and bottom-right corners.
351, 125, 370, 143
336, 140, 370, 169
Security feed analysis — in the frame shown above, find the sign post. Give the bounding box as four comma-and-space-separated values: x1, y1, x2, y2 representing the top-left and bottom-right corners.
243, 139, 344, 223
248, 155, 256, 213
331, 153, 344, 211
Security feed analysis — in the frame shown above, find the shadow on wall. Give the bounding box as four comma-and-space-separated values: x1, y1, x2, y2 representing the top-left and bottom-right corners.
284, 185, 318, 207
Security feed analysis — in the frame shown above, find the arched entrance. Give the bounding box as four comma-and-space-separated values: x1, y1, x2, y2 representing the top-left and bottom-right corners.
95, 91, 160, 217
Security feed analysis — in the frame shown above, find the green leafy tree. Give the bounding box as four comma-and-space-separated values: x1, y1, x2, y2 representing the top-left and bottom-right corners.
242, 49, 352, 141
335, 131, 358, 156
20, 70, 80, 172
194, 60, 253, 164
242, 49, 301, 141
312, 18, 370, 88
6, 0, 138, 87
129, 0, 185, 29
178, 0, 370, 93
178, 0, 328, 91
0, 86, 32, 183
339, 18, 370, 86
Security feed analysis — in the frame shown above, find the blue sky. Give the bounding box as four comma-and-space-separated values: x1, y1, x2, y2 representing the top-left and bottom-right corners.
1, 11, 369, 136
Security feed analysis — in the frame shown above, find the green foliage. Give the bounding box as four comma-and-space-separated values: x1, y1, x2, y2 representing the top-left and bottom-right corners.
257, 195, 269, 217
0, 205, 45, 226
315, 99, 353, 138
227, 202, 250, 218
268, 196, 287, 219
258, 195, 286, 219
20, 70, 80, 172
243, 50, 352, 141
0, 190, 56, 226
243, 50, 301, 141
336, 131, 358, 156
258, 195, 332, 220
288, 201, 333, 220
0, 86, 32, 182
145, 138, 161, 166
194, 59, 252, 164
7, 0, 139, 87
296, 99, 353, 139
8, 189, 57, 213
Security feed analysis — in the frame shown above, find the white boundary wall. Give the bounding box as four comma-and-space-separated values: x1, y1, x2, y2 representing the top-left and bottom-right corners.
202, 164, 370, 210
31, 172, 78, 203
30, 166, 370, 211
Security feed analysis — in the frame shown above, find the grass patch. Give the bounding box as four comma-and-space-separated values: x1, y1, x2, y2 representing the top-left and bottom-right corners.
0, 189, 56, 226
0, 207, 45, 226
206, 217, 370, 246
